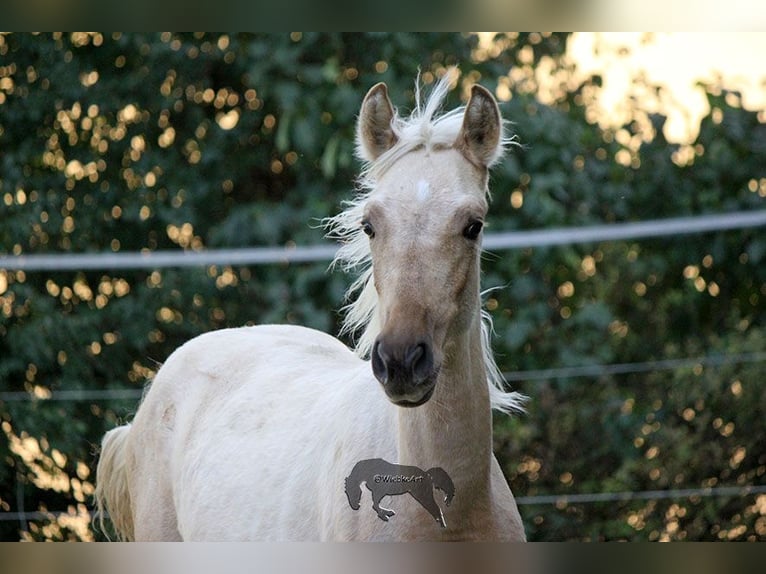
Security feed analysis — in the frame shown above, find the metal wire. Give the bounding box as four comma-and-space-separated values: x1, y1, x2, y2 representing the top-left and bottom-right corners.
2, 350, 765, 403
502, 351, 766, 382
0, 388, 145, 402
1, 210, 764, 271
515, 484, 766, 505
2, 484, 764, 522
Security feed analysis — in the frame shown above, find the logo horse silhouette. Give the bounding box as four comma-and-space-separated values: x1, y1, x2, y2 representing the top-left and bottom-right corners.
344, 458, 455, 528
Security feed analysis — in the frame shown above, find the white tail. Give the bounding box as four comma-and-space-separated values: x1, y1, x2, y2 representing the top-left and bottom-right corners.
95, 424, 135, 541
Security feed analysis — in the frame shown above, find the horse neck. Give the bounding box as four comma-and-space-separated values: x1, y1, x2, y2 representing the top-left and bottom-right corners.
396, 306, 493, 495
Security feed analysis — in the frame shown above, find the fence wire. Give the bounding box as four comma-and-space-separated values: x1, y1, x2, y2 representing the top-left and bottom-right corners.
2, 484, 765, 524
1, 210, 765, 271
2, 351, 766, 403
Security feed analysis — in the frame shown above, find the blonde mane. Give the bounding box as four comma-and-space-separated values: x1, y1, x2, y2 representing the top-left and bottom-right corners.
326, 73, 525, 415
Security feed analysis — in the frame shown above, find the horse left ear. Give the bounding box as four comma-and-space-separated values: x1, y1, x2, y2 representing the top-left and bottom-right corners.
357, 82, 398, 161
456, 85, 503, 168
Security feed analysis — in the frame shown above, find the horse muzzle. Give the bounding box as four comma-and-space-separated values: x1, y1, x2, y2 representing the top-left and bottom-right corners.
371, 337, 438, 406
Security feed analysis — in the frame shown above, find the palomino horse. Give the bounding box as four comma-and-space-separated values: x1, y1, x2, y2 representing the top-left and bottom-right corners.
96, 72, 527, 541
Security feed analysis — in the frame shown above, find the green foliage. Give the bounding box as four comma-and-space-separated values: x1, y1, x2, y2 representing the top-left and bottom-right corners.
0, 33, 764, 541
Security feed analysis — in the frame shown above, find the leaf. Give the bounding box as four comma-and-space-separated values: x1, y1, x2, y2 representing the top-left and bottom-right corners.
320, 134, 340, 179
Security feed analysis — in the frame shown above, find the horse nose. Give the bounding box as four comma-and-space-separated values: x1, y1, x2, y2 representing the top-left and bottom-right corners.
371, 338, 434, 386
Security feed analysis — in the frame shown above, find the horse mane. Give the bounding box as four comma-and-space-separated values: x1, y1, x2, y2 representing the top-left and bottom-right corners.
326, 72, 526, 416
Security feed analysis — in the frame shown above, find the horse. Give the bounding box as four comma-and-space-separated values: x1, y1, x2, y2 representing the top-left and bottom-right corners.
95, 70, 528, 541
344, 458, 455, 528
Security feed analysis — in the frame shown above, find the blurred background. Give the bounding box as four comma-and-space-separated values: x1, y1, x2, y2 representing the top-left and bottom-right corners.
0, 32, 764, 541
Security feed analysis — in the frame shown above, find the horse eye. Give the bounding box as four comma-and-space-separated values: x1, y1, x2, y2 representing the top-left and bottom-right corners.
361, 220, 375, 238
463, 220, 483, 240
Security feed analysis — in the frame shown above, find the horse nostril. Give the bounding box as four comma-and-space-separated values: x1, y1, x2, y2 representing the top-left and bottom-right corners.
404, 344, 424, 372
371, 340, 388, 384
406, 342, 433, 383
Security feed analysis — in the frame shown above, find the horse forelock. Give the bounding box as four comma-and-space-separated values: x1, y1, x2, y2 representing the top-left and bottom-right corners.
355, 70, 515, 191
325, 72, 526, 415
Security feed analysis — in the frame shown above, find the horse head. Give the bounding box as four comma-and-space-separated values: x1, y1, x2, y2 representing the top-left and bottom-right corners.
354, 77, 504, 407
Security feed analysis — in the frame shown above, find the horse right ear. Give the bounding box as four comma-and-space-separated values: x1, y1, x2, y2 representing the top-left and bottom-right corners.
357, 83, 398, 161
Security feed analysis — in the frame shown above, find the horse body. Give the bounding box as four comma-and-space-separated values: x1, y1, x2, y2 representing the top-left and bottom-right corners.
97, 71, 527, 541
133, 324, 397, 540
112, 324, 522, 540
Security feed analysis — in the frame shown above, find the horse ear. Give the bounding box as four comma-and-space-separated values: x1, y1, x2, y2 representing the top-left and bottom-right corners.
456, 84, 503, 168
357, 83, 398, 161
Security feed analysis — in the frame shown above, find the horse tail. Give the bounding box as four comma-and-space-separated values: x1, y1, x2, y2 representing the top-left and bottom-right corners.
426, 467, 455, 506
344, 461, 367, 510
95, 424, 135, 541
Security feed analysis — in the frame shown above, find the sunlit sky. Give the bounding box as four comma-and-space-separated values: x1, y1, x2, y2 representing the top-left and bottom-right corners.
565, 33, 766, 143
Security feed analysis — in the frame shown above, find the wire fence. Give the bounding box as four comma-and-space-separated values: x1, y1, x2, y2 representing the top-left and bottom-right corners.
2, 210, 765, 271
502, 350, 766, 382
2, 210, 765, 533
2, 484, 765, 525
514, 484, 766, 505
2, 350, 766, 403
